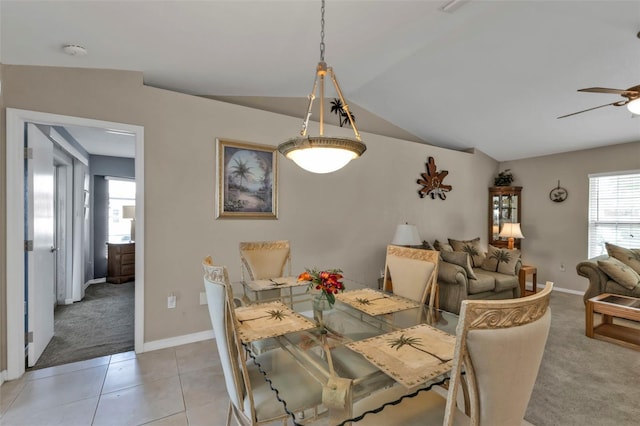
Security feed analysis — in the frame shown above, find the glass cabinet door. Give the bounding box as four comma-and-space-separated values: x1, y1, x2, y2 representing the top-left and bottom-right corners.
489, 186, 522, 249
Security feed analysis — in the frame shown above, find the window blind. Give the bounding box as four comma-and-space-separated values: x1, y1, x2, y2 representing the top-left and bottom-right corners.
588, 171, 640, 258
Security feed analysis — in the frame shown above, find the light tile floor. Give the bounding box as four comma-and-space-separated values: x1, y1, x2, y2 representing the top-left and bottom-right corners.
0, 340, 235, 426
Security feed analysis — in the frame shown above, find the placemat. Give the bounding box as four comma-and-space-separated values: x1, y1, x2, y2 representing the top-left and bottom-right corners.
244, 276, 307, 291
234, 301, 317, 342
346, 323, 455, 388
335, 288, 420, 316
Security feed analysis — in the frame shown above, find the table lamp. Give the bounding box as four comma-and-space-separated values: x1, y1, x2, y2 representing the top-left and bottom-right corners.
391, 223, 421, 247
122, 205, 136, 242
499, 222, 524, 250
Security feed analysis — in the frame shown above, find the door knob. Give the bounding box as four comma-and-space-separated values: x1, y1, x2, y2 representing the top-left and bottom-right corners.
50, 246, 58, 252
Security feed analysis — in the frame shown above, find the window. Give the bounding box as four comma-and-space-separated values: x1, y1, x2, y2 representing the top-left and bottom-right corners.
108, 178, 136, 243
588, 171, 640, 258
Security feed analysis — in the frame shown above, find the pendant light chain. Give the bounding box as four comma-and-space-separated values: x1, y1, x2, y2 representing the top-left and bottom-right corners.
277, 0, 367, 174
320, 0, 325, 62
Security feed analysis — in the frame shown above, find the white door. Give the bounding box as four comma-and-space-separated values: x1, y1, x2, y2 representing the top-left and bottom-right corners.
26, 123, 55, 366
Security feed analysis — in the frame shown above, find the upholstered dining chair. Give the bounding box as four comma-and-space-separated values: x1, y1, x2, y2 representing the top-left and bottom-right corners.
202, 256, 323, 425
240, 240, 292, 302
351, 281, 554, 426
383, 245, 440, 309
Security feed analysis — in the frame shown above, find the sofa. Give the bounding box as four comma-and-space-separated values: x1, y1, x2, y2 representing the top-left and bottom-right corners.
433, 238, 522, 314
576, 254, 640, 303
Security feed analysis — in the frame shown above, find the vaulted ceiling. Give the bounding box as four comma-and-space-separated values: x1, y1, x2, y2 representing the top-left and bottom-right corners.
2, 0, 639, 161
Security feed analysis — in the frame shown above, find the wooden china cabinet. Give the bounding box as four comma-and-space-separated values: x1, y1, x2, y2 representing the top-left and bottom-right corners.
488, 186, 522, 249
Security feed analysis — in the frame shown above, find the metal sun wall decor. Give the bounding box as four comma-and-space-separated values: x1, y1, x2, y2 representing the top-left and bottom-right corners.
417, 156, 452, 200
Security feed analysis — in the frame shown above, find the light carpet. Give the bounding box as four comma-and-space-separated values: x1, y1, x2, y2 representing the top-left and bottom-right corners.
526, 291, 639, 425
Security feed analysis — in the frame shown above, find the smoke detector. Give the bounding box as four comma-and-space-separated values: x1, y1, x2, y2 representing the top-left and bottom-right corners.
62, 44, 87, 56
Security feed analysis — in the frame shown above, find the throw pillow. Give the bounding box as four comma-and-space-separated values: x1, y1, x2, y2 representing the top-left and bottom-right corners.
481, 245, 521, 276
421, 240, 435, 250
605, 243, 640, 275
440, 250, 478, 280
433, 240, 453, 252
449, 237, 486, 268
597, 257, 640, 290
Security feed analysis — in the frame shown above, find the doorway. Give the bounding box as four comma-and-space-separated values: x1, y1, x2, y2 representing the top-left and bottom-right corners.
5, 108, 145, 380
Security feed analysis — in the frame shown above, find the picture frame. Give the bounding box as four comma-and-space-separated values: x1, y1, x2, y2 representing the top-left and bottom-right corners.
216, 138, 278, 219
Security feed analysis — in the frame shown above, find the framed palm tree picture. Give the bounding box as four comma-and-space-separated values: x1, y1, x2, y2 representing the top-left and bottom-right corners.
216, 138, 278, 219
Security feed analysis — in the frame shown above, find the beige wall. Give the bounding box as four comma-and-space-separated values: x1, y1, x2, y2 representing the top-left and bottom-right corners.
500, 141, 640, 293
1, 65, 498, 352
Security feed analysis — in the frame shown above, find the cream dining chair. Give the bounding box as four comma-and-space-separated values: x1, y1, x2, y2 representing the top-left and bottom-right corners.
351, 282, 554, 426
202, 256, 323, 425
240, 240, 291, 302
382, 245, 440, 309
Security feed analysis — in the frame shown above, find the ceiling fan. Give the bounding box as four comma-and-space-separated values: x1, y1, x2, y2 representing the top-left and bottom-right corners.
557, 85, 640, 119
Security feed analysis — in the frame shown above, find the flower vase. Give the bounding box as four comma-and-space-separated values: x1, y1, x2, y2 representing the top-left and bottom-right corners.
312, 291, 333, 325
312, 291, 333, 312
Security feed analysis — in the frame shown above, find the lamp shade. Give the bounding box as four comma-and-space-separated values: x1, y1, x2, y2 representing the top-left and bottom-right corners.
122, 205, 136, 219
279, 137, 365, 174
499, 222, 524, 239
391, 224, 421, 246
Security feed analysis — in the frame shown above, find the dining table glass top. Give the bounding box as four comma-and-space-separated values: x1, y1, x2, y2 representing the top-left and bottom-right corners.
232, 278, 459, 423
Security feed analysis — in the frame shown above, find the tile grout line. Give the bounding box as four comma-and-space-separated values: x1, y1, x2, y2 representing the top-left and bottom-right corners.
90, 354, 112, 426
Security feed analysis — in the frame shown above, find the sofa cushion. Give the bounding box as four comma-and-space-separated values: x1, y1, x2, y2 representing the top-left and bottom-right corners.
604, 279, 640, 297
467, 272, 496, 294
597, 257, 640, 290
475, 269, 519, 292
480, 245, 521, 276
440, 251, 477, 280
433, 240, 453, 252
448, 237, 485, 268
605, 242, 640, 275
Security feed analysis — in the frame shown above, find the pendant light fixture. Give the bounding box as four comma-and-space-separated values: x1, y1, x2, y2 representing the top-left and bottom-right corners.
277, 0, 366, 174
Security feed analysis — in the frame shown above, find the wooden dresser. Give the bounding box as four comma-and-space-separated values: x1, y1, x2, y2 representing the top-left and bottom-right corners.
107, 242, 135, 284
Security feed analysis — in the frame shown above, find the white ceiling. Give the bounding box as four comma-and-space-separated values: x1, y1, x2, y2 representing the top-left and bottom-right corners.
2, 0, 640, 161
62, 125, 136, 159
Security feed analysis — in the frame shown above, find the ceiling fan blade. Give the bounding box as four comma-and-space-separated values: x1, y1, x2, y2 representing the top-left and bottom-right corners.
557, 101, 626, 119
578, 87, 639, 96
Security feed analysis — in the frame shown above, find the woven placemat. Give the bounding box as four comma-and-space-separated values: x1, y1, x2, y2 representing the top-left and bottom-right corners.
346, 323, 455, 388
336, 288, 420, 316
234, 301, 316, 342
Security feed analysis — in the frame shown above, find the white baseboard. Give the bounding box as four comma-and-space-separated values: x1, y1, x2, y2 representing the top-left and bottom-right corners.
64, 298, 75, 305
84, 277, 106, 291
142, 330, 215, 353
0, 369, 7, 386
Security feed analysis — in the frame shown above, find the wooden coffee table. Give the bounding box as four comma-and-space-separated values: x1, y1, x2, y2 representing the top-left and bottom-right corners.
586, 293, 640, 351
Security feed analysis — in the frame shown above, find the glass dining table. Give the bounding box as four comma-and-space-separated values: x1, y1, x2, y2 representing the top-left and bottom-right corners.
233, 279, 459, 425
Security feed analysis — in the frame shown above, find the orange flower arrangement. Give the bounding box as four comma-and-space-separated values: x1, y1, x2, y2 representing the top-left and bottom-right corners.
297, 268, 345, 306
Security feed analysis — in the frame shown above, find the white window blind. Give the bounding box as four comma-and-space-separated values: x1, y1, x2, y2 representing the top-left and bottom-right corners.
588, 171, 640, 258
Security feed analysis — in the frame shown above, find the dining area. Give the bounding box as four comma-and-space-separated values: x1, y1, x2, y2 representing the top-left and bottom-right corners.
202, 240, 553, 426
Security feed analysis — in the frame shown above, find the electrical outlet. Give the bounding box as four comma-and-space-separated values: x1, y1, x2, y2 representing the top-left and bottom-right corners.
168, 293, 176, 309
560, 263, 566, 272
200, 292, 207, 305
